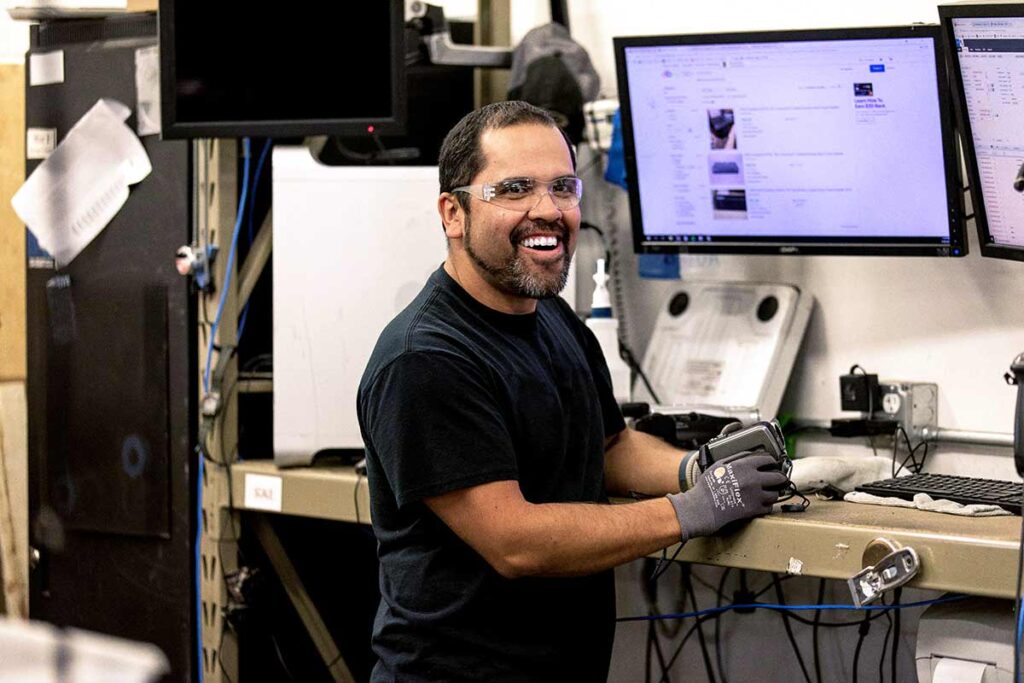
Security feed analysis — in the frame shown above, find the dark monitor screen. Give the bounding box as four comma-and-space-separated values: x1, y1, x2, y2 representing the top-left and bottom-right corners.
613, 25, 966, 256
158, 1, 406, 139
940, 3, 1024, 262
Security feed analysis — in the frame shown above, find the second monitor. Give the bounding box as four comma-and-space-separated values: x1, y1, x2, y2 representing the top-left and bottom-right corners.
614, 25, 967, 256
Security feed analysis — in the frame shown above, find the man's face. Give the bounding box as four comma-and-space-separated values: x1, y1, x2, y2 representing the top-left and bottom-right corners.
459, 123, 580, 300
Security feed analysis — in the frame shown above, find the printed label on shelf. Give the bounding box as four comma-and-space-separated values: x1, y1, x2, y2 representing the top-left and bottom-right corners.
244, 473, 283, 512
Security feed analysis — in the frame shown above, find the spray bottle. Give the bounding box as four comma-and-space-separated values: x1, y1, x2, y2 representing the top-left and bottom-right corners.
586, 258, 632, 404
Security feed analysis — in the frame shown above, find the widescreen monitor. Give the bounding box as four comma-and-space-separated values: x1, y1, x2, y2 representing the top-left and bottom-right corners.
158, 0, 406, 139
614, 25, 967, 256
940, 3, 1024, 262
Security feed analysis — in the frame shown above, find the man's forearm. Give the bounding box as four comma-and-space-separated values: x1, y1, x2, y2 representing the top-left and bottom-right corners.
494, 496, 681, 578
604, 428, 690, 497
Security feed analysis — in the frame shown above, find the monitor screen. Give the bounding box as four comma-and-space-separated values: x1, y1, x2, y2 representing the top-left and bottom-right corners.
158, 1, 406, 139
940, 4, 1024, 262
613, 26, 966, 256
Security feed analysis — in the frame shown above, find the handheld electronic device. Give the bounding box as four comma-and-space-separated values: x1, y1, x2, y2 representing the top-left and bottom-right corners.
697, 420, 792, 480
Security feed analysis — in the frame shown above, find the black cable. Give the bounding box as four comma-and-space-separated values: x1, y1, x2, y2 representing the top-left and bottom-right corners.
878, 596, 893, 683
688, 568, 724, 596
573, 151, 605, 179
649, 543, 685, 584
268, 633, 296, 682
649, 620, 672, 683
851, 610, 871, 683
812, 579, 826, 683
754, 574, 793, 600
783, 425, 832, 438
216, 618, 237, 683
641, 559, 683, 641
369, 131, 397, 166
714, 569, 731, 679
580, 220, 605, 240
620, 341, 661, 404
658, 614, 719, 683
657, 565, 686, 640
639, 562, 672, 683
645, 623, 653, 683
849, 365, 875, 417
772, 574, 813, 683
891, 587, 902, 683
683, 569, 718, 683
579, 219, 657, 404
892, 426, 932, 477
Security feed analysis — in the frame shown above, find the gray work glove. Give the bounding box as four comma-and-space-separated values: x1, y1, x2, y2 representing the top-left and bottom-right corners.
667, 451, 787, 543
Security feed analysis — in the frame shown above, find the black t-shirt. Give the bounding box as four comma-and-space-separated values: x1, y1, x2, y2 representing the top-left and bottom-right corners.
357, 266, 626, 682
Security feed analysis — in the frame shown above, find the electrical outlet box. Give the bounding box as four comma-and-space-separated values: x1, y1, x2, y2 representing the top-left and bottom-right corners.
873, 382, 938, 440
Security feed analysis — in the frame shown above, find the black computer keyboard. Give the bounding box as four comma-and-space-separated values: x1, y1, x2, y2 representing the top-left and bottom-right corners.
855, 473, 1024, 514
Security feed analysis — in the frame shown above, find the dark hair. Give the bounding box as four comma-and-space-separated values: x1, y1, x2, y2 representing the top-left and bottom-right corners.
438, 101, 577, 212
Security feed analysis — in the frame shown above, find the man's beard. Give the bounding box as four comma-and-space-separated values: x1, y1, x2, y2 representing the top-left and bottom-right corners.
463, 213, 572, 299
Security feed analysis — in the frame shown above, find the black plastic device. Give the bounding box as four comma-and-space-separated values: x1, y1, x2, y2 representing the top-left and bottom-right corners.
840, 371, 879, 412
1010, 352, 1024, 477
634, 411, 741, 450
697, 420, 792, 480
939, 3, 1024, 261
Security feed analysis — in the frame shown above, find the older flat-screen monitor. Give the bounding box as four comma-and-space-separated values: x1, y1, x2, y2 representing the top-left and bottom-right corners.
158, 0, 406, 139
940, 3, 1024, 262
614, 25, 967, 256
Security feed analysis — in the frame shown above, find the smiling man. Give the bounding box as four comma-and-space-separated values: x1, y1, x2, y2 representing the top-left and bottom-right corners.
356, 101, 785, 682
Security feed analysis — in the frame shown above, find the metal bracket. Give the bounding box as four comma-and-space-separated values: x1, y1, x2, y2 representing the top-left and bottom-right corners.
424, 32, 512, 67
410, 1, 513, 68
848, 538, 920, 607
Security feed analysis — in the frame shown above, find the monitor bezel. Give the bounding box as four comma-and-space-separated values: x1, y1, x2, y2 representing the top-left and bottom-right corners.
939, 2, 1024, 263
158, 0, 408, 140
613, 24, 967, 257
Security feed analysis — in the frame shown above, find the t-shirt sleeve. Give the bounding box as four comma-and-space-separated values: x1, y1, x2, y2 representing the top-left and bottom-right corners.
360, 350, 519, 508
577, 315, 627, 439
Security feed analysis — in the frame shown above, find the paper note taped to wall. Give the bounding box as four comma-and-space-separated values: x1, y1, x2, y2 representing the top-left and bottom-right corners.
11, 98, 152, 266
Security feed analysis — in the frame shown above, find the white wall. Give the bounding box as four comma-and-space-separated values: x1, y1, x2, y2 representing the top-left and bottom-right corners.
512, 3, 1024, 682
515, 0, 1024, 453
0, 6, 29, 65
514, 0, 947, 98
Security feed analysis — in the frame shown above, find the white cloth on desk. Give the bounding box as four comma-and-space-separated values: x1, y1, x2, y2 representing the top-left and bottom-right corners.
789, 456, 894, 494
844, 491, 1012, 517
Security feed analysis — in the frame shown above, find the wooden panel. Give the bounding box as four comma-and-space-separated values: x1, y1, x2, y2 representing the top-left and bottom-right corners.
0, 64, 25, 382
0, 381, 28, 617
126, 0, 157, 11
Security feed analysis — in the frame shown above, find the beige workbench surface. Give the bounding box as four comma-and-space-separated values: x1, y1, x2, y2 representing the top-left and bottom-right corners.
229, 460, 1021, 599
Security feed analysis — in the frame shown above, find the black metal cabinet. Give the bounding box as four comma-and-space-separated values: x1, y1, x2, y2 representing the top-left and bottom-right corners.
25, 14, 196, 682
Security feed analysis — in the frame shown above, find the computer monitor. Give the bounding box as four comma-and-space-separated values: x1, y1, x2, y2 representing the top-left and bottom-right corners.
613, 26, 967, 256
939, 3, 1024, 262
158, 0, 406, 139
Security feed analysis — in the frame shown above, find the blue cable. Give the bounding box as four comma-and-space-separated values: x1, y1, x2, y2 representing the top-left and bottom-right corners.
237, 138, 272, 342
616, 593, 969, 624
1018, 582, 1024, 683
198, 138, 252, 683
202, 138, 252, 394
